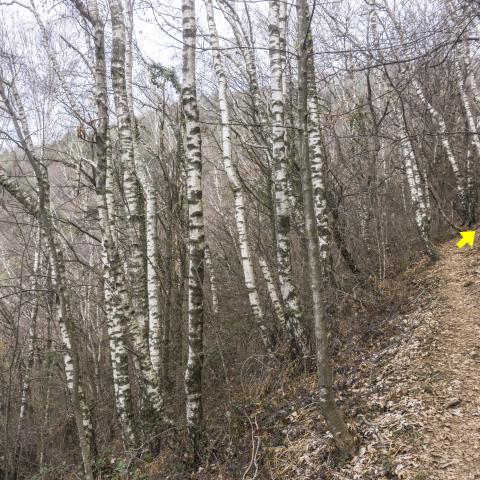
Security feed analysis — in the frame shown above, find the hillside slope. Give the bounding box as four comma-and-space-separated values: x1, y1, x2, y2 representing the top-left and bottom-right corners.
342, 240, 480, 479
247, 240, 480, 479
149, 239, 480, 479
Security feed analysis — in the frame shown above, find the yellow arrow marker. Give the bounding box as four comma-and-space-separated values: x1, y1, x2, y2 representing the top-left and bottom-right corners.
457, 230, 476, 249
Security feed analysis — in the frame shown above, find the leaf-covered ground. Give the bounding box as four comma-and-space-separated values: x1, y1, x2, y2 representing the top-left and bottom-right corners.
150, 239, 480, 479
261, 240, 480, 480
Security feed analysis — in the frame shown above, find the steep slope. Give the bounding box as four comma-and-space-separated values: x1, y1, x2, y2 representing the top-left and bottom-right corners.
147, 239, 480, 479
262, 239, 480, 479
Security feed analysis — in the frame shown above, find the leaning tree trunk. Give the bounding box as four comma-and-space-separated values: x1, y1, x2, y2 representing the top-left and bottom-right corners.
446, 0, 480, 158
370, 2, 438, 260
205, 0, 274, 352
412, 79, 467, 222
182, 0, 206, 464
0, 77, 96, 480
259, 256, 288, 337
380, 0, 467, 223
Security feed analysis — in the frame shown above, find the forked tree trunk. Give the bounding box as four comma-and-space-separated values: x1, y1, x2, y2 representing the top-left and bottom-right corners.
108, 0, 169, 423
81, 0, 137, 446
123, 1, 163, 373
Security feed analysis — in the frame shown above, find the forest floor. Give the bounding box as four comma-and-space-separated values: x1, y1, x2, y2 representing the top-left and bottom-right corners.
325, 240, 480, 479
228, 239, 480, 479
390, 241, 480, 479
155, 239, 480, 479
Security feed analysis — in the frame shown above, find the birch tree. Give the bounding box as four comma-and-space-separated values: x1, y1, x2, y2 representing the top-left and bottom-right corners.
182, 0, 206, 462
269, 0, 310, 358
369, 2, 438, 260
297, 0, 355, 455
108, 0, 169, 424
204, 0, 274, 353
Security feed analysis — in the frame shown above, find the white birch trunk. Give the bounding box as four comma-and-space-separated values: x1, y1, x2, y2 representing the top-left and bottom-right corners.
204, 244, 219, 316
108, 0, 169, 422
455, 55, 480, 157
305, 28, 333, 277
412, 79, 467, 220
81, 0, 137, 445
182, 0, 206, 462
205, 0, 274, 352
398, 110, 437, 259
16, 226, 42, 453
372, 2, 438, 260
259, 256, 287, 334
269, 0, 310, 358
122, 0, 163, 372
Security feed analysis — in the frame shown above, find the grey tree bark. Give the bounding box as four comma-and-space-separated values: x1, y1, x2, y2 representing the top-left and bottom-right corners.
297, 0, 356, 455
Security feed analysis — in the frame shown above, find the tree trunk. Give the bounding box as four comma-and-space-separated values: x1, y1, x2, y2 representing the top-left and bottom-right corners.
182, 0, 206, 463
205, 0, 274, 352
108, 0, 169, 423
297, 0, 356, 455
269, 0, 310, 358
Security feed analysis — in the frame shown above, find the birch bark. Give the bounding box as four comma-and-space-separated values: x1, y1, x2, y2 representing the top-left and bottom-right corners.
108, 0, 169, 422
204, 244, 219, 316
205, 0, 274, 352
269, 0, 310, 358
412, 80, 467, 220
259, 256, 287, 335
70, 0, 138, 445
304, 23, 334, 282
371, 2, 438, 260
182, 0, 206, 462
122, 0, 163, 372
15, 225, 42, 465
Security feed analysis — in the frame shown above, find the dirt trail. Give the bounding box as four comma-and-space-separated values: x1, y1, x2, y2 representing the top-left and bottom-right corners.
409, 242, 480, 479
